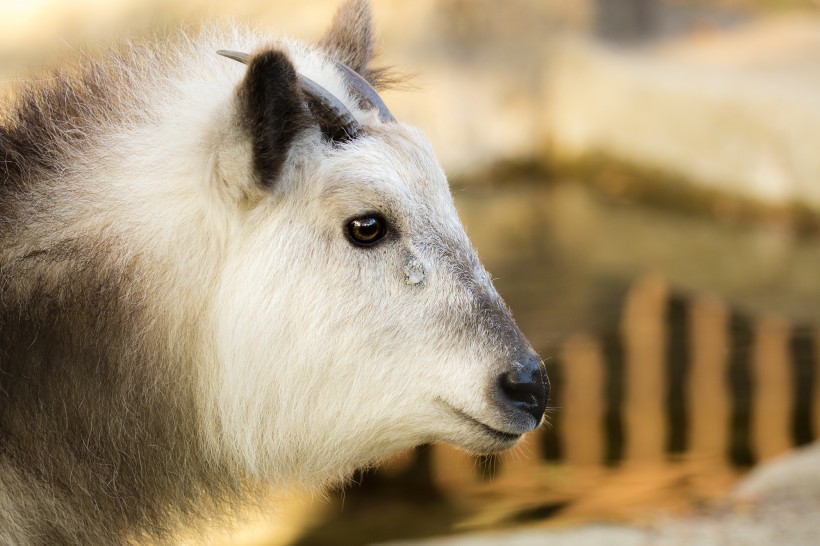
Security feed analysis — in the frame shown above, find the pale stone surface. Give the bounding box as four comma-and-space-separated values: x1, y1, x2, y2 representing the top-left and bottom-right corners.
378, 526, 648, 546
543, 16, 820, 210
732, 440, 820, 499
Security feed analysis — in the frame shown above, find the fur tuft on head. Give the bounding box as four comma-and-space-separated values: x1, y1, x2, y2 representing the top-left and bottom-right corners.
318, 0, 399, 90
319, 0, 375, 74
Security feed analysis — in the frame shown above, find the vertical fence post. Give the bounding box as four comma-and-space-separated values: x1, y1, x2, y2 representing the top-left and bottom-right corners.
622, 274, 667, 464
688, 295, 730, 464
816, 327, 820, 441
789, 327, 815, 448
752, 316, 792, 461
560, 334, 605, 466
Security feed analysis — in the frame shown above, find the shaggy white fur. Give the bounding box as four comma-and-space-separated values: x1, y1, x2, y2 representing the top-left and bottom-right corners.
0, 0, 545, 542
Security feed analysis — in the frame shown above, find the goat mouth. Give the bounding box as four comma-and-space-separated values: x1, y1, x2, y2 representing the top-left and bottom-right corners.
440, 401, 521, 443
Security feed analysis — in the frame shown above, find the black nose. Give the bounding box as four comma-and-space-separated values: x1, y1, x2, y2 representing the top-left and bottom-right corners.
498, 353, 549, 424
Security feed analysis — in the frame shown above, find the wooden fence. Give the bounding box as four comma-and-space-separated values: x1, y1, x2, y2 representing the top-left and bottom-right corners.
386, 274, 820, 490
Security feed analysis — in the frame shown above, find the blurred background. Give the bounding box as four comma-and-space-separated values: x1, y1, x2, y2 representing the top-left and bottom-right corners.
3, 0, 820, 544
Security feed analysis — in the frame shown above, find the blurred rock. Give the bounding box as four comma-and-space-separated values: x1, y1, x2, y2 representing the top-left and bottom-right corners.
543, 15, 820, 212
732, 440, 820, 500
594, 0, 658, 43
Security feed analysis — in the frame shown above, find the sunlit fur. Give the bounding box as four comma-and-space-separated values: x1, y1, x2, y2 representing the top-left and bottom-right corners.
0, 1, 540, 543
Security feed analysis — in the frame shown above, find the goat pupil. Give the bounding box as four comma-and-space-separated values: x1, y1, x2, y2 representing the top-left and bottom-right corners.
348, 216, 385, 246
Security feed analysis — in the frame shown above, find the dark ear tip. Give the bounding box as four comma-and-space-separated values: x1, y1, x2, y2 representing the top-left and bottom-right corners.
246, 50, 299, 85
219, 49, 298, 87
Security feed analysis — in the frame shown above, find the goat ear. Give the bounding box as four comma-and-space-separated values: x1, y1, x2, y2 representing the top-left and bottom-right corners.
318, 0, 374, 75
236, 50, 310, 187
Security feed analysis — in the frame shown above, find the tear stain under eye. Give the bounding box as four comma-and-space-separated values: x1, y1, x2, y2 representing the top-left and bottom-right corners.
404, 257, 426, 285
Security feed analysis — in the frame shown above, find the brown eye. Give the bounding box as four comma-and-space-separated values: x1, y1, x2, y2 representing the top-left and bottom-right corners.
347, 215, 387, 247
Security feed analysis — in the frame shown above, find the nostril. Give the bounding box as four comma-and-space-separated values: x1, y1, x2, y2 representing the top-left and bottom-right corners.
497, 354, 549, 423
499, 371, 538, 406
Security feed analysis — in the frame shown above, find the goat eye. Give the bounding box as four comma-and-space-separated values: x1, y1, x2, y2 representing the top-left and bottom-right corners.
347, 215, 387, 246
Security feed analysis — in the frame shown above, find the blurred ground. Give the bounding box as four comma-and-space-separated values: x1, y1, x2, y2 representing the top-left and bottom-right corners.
375, 440, 820, 546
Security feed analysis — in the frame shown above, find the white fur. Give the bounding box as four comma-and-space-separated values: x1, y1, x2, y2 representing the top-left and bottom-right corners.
51, 25, 535, 491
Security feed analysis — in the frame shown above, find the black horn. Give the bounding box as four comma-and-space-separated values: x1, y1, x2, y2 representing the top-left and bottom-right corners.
333, 63, 394, 122
218, 49, 391, 142
298, 75, 361, 142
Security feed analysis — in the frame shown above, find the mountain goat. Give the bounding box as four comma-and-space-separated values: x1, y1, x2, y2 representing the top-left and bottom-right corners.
0, 0, 549, 543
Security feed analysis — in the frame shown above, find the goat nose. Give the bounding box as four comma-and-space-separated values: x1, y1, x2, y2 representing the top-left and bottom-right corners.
498, 354, 549, 425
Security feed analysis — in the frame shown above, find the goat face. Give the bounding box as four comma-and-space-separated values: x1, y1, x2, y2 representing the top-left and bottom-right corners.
205, 0, 548, 486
